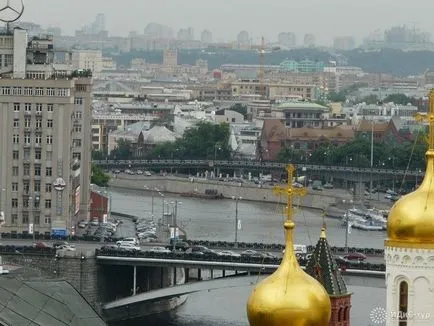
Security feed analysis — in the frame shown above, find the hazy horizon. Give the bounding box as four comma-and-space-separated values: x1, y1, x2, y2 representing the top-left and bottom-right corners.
13, 0, 434, 45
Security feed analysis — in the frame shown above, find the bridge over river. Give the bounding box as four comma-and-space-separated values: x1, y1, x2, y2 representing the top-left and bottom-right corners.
102, 269, 385, 321
94, 159, 424, 181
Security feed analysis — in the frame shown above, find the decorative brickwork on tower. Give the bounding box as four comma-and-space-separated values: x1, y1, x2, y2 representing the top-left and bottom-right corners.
306, 226, 352, 326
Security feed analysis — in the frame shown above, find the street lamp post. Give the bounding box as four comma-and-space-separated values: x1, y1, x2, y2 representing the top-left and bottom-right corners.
369, 120, 374, 200
28, 196, 35, 242
232, 196, 242, 247
0, 187, 5, 240
214, 144, 221, 178
343, 199, 353, 253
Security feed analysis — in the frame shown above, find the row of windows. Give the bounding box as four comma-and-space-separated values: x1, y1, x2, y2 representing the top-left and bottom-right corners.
12, 182, 52, 193
13, 118, 53, 128
12, 135, 53, 144
13, 150, 53, 161
14, 103, 54, 112
12, 166, 52, 176
1, 87, 71, 97
12, 198, 51, 208
10, 214, 51, 225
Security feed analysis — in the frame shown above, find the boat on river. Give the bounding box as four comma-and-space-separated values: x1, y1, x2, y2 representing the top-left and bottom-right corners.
181, 189, 224, 199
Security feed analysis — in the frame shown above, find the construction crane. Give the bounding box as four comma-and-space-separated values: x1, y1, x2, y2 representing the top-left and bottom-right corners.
258, 36, 266, 100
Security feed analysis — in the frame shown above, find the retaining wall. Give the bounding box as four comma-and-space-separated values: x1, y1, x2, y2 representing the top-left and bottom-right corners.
109, 176, 353, 211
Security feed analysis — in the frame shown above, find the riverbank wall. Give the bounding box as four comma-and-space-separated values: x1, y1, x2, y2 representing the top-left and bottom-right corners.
108, 176, 354, 211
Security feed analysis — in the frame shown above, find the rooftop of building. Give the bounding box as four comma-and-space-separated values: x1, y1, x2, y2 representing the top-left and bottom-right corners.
277, 102, 329, 110
0, 277, 106, 326
305, 227, 349, 297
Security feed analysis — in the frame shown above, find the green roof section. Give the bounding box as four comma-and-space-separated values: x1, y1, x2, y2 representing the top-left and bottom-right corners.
277, 102, 328, 110
305, 228, 349, 297
0, 278, 106, 326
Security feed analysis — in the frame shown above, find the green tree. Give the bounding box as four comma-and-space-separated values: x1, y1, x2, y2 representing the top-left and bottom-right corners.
277, 147, 307, 163
91, 164, 110, 187
383, 93, 411, 105
359, 94, 379, 105
110, 138, 132, 159
151, 122, 231, 160
327, 91, 346, 102
92, 150, 106, 160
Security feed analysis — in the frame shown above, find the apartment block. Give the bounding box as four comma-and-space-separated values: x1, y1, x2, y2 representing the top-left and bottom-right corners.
0, 29, 92, 237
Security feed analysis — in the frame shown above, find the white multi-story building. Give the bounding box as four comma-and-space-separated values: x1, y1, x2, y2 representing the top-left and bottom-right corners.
72, 50, 102, 78
384, 90, 434, 326
0, 28, 92, 237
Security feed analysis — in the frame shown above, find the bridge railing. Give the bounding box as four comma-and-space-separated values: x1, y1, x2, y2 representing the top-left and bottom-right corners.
0, 245, 56, 256
185, 240, 385, 256
95, 248, 386, 271
93, 159, 424, 176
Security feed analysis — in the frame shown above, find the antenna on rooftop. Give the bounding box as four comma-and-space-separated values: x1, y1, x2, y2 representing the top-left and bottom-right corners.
0, 0, 24, 33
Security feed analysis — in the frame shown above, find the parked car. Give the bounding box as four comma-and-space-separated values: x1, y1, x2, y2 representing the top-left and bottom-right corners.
116, 237, 139, 246
344, 252, 367, 262
323, 183, 334, 189
144, 171, 152, 176
136, 170, 144, 175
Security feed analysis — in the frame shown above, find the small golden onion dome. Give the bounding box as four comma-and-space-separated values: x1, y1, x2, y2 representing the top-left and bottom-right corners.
246, 221, 331, 326
387, 150, 434, 247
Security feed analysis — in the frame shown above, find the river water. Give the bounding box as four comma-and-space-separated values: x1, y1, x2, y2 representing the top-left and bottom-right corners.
111, 188, 387, 326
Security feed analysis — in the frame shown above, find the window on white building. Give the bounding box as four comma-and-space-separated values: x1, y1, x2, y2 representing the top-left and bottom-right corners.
24, 87, 33, 96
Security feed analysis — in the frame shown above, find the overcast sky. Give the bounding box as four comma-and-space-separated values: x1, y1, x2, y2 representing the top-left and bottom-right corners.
18, 0, 434, 45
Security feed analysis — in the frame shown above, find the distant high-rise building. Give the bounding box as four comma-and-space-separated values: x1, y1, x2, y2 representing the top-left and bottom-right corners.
177, 27, 194, 41
303, 33, 316, 48
94, 13, 105, 34
46, 27, 61, 37
237, 30, 250, 49
163, 49, 178, 66
278, 32, 296, 48
333, 36, 356, 50
144, 23, 173, 39
201, 29, 213, 44
76, 13, 108, 37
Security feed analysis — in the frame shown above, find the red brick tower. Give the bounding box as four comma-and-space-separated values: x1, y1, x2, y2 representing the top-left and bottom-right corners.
306, 226, 352, 326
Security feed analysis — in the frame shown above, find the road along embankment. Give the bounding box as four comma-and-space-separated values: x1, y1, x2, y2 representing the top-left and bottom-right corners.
109, 176, 353, 211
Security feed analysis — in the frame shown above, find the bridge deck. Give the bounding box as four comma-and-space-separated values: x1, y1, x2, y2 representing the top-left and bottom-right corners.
104, 269, 385, 310
94, 159, 424, 177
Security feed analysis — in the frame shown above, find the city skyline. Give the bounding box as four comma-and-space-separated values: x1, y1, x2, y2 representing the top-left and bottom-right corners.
19, 0, 434, 45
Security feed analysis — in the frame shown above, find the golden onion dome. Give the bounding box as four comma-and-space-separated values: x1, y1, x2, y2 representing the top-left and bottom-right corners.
246, 220, 331, 326
386, 149, 434, 247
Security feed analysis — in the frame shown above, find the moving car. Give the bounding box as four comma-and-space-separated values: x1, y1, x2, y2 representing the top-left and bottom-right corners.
344, 252, 367, 262
116, 237, 139, 246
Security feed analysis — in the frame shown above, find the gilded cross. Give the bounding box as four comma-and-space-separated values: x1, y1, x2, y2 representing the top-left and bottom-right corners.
415, 89, 434, 150
272, 164, 307, 222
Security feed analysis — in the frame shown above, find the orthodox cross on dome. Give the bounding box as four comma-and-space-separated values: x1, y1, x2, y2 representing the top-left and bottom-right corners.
273, 164, 307, 222
415, 89, 434, 151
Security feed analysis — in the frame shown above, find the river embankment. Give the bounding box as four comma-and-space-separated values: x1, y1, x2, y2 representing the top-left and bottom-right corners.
108, 175, 357, 212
